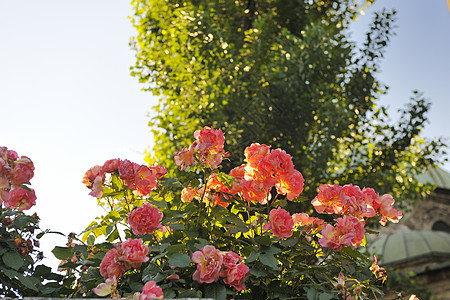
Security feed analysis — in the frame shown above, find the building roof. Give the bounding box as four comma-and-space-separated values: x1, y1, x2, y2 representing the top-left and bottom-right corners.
417, 167, 450, 190
369, 230, 450, 266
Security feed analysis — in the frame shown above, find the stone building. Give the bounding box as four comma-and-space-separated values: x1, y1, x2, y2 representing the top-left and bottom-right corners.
369, 167, 450, 299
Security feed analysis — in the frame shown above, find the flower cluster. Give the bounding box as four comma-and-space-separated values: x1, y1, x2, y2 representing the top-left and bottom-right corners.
229, 143, 304, 204
312, 184, 402, 225
99, 238, 149, 280
0, 147, 36, 211
127, 202, 164, 235
174, 126, 228, 170
191, 245, 249, 291
311, 184, 402, 250
83, 159, 167, 198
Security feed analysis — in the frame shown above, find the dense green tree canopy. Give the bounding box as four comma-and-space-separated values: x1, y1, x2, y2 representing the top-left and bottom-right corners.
130, 0, 446, 209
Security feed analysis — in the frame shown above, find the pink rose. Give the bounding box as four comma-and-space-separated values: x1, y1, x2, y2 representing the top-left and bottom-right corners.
275, 169, 304, 200
89, 176, 104, 198
10, 161, 34, 187
174, 145, 195, 170
181, 187, 197, 203
82, 165, 105, 188
92, 276, 117, 297
191, 245, 223, 284
378, 194, 402, 226
311, 183, 346, 214
266, 148, 294, 175
222, 251, 242, 269
263, 207, 294, 239
244, 143, 271, 165
194, 126, 225, 155
361, 187, 380, 218
5, 188, 36, 211
134, 281, 164, 299
6, 150, 19, 161
335, 215, 365, 248
103, 159, 120, 173
100, 249, 125, 280
222, 262, 249, 291
193, 127, 226, 169
133, 165, 158, 196
118, 159, 137, 189
148, 163, 167, 179
117, 238, 149, 269
319, 224, 342, 250
127, 202, 163, 235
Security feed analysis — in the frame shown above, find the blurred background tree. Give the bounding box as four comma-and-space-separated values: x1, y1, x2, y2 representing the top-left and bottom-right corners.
130, 0, 446, 210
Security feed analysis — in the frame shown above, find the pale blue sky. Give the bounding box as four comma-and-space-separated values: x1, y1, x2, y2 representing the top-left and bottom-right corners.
0, 1, 449, 266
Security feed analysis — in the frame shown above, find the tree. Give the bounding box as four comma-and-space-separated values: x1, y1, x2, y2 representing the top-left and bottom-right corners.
130, 0, 446, 209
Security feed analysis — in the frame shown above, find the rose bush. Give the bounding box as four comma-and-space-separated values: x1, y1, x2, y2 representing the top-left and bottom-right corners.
46, 126, 410, 300
0, 147, 69, 297
0, 126, 413, 299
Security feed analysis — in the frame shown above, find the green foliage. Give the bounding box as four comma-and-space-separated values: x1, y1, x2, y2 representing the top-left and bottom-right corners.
383, 269, 432, 300
0, 208, 70, 297
57, 138, 398, 299
130, 0, 447, 210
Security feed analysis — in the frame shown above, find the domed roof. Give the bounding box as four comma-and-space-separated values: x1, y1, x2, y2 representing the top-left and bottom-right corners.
417, 167, 450, 190
369, 230, 450, 265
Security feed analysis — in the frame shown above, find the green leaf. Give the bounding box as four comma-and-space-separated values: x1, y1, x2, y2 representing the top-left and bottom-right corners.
86, 234, 95, 246
14, 215, 32, 228
167, 253, 191, 268
319, 292, 337, 300
52, 246, 74, 260
2, 251, 24, 270
279, 237, 298, 247
246, 251, 259, 263
34, 264, 52, 276
255, 235, 272, 246
17, 273, 39, 291
2, 268, 19, 278
205, 282, 226, 300
307, 287, 318, 300
166, 244, 186, 254
168, 223, 184, 230
259, 253, 279, 269
106, 228, 120, 242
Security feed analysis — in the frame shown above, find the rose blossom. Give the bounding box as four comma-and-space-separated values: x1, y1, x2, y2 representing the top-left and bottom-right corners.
181, 187, 197, 203
117, 238, 149, 269
335, 215, 365, 248
148, 163, 167, 179
275, 169, 304, 200
127, 202, 163, 235
174, 145, 195, 170
378, 194, 402, 226
133, 165, 158, 196
133, 281, 164, 300
263, 207, 294, 239
103, 158, 120, 173
4, 188, 36, 211
10, 160, 34, 187
191, 245, 223, 284
311, 183, 346, 214
118, 159, 137, 188
99, 248, 125, 280
82, 165, 105, 188
222, 251, 242, 269
222, 262, 249, 291
92, 276, 117, 297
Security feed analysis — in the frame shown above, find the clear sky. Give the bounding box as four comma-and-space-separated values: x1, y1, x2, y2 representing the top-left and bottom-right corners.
0, 0, 449, 267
